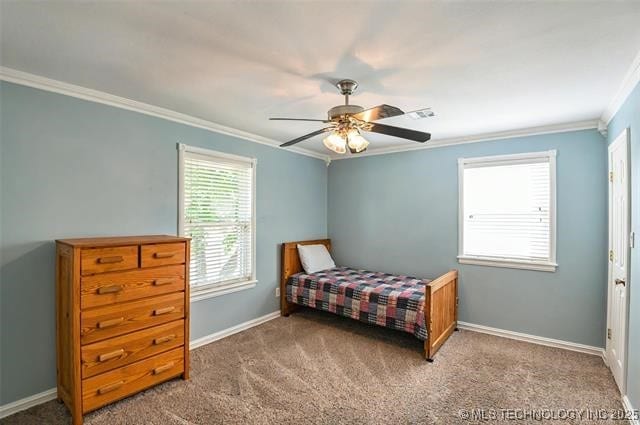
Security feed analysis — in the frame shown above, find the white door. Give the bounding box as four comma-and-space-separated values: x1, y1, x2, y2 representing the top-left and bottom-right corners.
606, 128, 630, 393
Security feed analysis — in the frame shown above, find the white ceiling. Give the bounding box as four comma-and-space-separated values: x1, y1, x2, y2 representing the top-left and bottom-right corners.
2, 1, 640, 155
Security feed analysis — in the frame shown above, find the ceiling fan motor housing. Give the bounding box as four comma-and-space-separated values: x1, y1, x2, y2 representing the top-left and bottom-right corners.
328, 104, 364, 120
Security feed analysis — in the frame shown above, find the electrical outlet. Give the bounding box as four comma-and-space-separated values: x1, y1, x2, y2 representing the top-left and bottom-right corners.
275, 287, 280, 298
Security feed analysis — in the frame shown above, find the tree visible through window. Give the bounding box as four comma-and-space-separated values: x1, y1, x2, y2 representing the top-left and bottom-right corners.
180, 147, 255, 290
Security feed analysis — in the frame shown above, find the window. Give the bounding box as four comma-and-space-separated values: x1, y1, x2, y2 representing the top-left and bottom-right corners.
178, 144, 257, 301
458, 150, 557, 272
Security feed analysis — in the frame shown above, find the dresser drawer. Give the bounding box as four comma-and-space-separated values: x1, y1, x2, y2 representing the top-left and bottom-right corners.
81, 320, 185, 378
141, 243, 185, 268
81, 246, 138, 275
81, 292, 185, 344
82, 347, 184, 413
81, 265, 185, 309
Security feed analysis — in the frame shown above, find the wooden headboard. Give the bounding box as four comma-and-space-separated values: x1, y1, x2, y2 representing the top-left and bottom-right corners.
280, 239, 331, 316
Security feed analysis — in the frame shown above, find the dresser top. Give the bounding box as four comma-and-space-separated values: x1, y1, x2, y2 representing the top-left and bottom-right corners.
56, 235, 190, 248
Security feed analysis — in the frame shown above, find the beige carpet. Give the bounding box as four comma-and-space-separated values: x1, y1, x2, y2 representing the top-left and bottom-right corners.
2, 309, 622, 424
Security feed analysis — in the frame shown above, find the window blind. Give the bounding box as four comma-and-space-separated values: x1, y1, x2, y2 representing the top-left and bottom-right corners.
461, 154, 553, 263
183, 151, 254, 289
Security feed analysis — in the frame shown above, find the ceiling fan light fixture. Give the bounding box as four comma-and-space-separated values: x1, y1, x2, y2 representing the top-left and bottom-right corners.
347, 129, 369, 153
323, 132, 347, 154
272, 79, 433, 150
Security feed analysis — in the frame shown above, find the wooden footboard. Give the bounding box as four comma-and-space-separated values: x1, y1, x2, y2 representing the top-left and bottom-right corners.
423, 270, 458, 362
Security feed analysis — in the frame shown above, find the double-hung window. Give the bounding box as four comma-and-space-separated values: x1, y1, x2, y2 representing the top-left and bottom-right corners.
179, 144, 257, 301
458, 150, 557, 272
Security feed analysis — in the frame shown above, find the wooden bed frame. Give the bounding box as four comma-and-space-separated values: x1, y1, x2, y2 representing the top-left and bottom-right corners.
280, 239, 459, 361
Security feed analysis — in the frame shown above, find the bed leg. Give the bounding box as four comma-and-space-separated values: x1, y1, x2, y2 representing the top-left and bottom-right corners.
423, 340, 433, 362
281, 302, 299, 317
454, 327, 459, 332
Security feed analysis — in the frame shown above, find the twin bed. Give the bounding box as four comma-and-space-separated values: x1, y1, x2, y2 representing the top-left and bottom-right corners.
280, 239, 459, 361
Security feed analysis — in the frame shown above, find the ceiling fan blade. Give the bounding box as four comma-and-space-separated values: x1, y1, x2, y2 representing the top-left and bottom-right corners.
270, 118, 331, 122
352, 104, 404, 122
280, 127, 333, 147
366, 122, 431, 143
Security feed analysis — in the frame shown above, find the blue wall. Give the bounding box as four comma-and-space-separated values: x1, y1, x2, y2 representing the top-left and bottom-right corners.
607, 82, 640, 410
328, 130, 607, 347
0, 81, 328, 405
0, 79, 623, 408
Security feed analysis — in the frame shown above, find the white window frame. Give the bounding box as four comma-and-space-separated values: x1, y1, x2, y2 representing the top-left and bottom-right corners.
178, 143, 257, 302
457, 150, 557, 272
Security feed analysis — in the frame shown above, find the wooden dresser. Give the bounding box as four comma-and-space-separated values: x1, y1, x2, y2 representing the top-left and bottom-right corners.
55, 235, 190, 425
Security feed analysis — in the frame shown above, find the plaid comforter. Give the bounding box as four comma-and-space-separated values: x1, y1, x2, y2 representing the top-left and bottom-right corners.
286, 267, 429, 340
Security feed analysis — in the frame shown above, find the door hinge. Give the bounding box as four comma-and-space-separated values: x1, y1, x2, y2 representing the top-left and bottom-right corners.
607, 328, 612, 340
631, 232, 636, 249
609, 171, 614, 182
609, 250, 614, 261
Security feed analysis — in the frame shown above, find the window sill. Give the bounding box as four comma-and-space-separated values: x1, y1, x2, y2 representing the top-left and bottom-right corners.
191, 279, 258, 302
457, 256, 557, 272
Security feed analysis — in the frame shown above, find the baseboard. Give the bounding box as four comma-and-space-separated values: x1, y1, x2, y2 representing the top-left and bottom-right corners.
0, 311, 281, 418
622, 395, 640, 425
190, 310, 280, 350
457, 321, 605, 357
0, 388, 58, 419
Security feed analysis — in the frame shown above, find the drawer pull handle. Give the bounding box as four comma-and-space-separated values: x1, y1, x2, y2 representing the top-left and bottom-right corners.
97, 256, 124, 264
97, 380, 124, 395
153, 334, 176, 345
153, 362, 175, 375
97, 285, 123, 295
153, 252, 175, 259
98, 349, 125, 362
97, 317, 124, 329
153, 278, 174, 286
154, 306, 176, 316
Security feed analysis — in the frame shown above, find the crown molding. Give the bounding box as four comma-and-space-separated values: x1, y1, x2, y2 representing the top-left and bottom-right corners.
597, 119, 608, 138
0, 66, 614, 162
0, 67, 328, 161
330, 119, 600, 160
601, 48, 640, 125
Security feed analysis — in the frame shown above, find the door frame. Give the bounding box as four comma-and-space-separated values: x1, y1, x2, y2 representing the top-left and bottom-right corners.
606, 127, 631, 393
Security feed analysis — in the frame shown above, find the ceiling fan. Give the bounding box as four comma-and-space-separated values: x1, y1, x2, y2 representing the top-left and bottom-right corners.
270, 79, 433, 154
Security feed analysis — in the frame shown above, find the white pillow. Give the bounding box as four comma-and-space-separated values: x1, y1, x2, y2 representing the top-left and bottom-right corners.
297, 244, 336, 274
